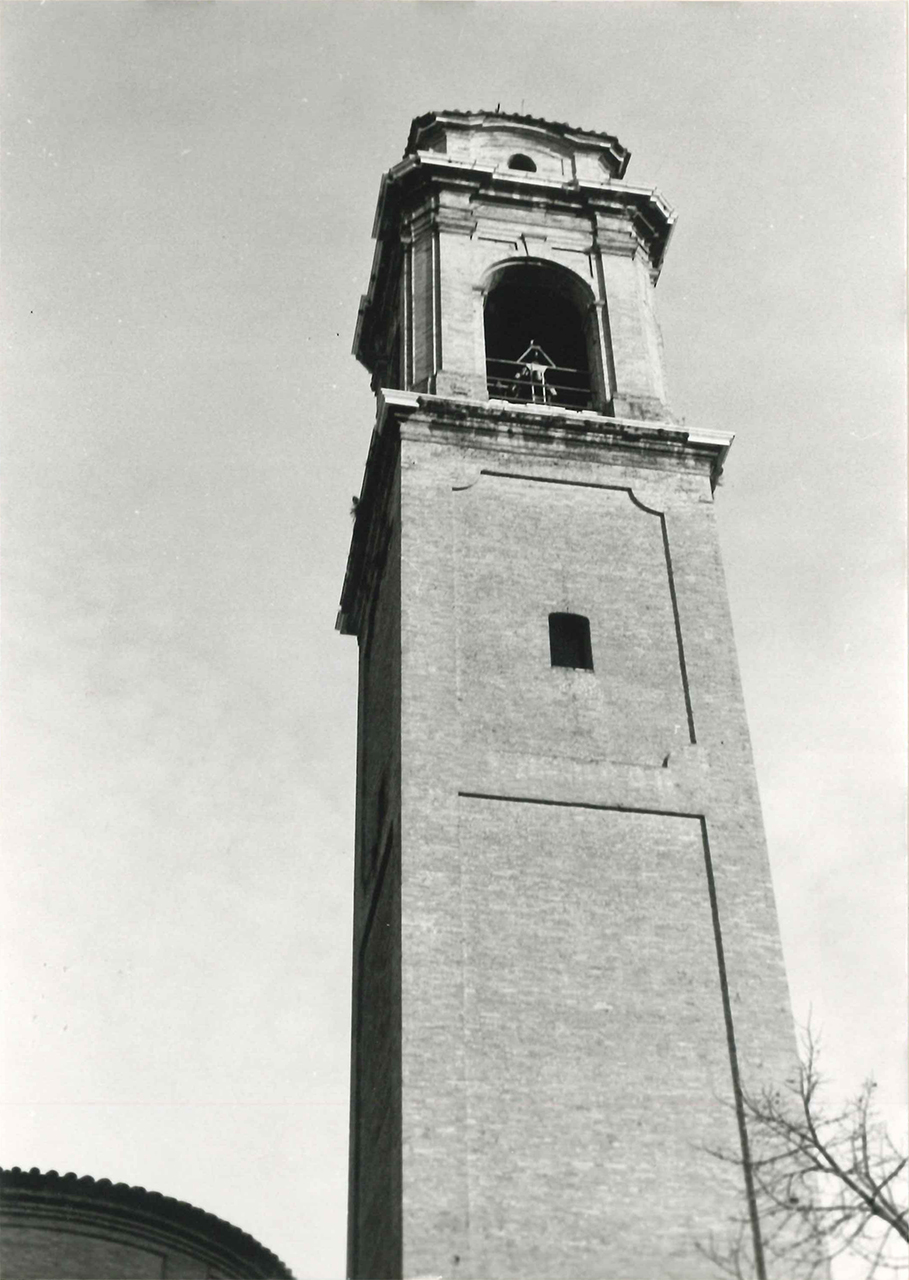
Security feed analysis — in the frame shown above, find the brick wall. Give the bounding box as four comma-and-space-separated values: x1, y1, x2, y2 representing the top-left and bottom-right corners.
348, 472, 403, 1280
2, 1224, 236, 1279
346, 404, 799, 1279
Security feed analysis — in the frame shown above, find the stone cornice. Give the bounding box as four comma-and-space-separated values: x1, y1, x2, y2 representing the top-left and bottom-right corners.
353, 154, 675, 373
379, 153, 674, 242
406, 110, 631, 178
337, 391, 733, 637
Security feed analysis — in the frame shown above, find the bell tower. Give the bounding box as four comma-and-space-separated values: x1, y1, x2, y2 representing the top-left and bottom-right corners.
338, 111, 798, 1280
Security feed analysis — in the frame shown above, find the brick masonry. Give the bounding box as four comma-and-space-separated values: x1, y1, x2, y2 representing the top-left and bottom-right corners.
343, 403, 800, 1280
342, 113, 802, 1280
0, 1167, 294, 1280
354, 116, 677, 423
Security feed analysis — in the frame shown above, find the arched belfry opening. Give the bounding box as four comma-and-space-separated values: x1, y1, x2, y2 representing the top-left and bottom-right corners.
484, 261, 600, 411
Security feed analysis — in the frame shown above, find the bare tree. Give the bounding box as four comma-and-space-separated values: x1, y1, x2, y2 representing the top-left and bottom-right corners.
700, 1029, 908, 1280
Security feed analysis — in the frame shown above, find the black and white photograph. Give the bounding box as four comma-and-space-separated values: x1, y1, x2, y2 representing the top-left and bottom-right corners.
1, 4, 906, 1279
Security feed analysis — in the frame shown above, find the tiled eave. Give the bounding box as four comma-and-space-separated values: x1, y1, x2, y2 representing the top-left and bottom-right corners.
352, 154, 676, 375
0, 1167, 295, 1280
336, 391, 733, 637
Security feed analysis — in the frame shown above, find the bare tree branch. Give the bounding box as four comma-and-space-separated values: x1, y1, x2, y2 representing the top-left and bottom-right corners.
700, 1026, 908, 1278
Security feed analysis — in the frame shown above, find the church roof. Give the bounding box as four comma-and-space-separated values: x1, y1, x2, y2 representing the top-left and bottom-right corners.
0, 1166, 296, 1279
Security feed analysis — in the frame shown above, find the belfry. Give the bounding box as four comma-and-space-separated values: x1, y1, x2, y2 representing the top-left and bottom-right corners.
337, 111, 798, 1280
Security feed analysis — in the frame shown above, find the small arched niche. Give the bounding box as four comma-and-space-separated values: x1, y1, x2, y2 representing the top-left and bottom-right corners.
483, 260, 603, 412
508, 153, 537, 172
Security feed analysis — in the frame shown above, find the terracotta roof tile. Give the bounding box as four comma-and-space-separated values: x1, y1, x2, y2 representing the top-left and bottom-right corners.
0, 1166, 295, 1279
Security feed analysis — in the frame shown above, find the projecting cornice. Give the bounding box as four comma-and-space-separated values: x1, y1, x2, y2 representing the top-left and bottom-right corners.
352, 153, 676, 376
406, 110, 631, 177
336, 392, 733, 637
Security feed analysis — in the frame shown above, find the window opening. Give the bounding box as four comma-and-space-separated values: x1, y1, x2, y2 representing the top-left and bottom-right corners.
549, 613, 593, 671
508, 153, 537, 172
485, 266, 592, 410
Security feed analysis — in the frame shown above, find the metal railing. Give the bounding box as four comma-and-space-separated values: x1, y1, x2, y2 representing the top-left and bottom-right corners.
485, 358, 592, 411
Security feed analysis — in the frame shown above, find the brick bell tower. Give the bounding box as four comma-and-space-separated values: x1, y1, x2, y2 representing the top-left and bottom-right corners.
337, 111, 798, 1280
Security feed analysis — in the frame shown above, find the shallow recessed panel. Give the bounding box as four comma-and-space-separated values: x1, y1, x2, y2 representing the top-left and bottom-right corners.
458, 795, 743, 1280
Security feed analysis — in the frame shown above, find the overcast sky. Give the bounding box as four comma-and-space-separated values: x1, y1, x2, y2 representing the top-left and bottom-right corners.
1, 4, 905, 1279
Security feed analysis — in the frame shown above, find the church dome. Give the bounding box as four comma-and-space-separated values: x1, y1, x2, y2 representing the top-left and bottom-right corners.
0, 1166, 294, 1279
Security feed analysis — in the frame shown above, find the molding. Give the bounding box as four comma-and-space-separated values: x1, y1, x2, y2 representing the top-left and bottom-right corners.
474, 469, 697, 743
405, 110, 631, 179
336, 390, 734, 638
0, 1167, 294, 1280
353, 153, 676, 372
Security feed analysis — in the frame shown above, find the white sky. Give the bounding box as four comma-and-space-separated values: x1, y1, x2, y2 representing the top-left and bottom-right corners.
1, 5, 905, 1279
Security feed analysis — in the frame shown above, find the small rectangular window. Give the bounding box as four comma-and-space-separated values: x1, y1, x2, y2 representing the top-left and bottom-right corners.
549, 613, 593, 670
